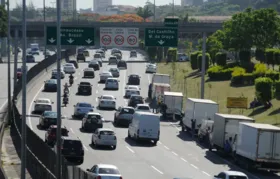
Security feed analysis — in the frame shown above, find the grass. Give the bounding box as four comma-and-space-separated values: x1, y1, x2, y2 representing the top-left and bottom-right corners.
157, 61, 280, 126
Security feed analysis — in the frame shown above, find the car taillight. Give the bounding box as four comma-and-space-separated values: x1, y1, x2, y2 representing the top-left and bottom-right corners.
120, 177, 122, 179
97, 176, 101, 179
137, 129, 139, 135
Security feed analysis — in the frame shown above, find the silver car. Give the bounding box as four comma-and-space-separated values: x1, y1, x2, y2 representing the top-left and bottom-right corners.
98, 95, 116, 109
105, 78, 119, 90
99, 71, 113, 82
33, 98, 53, 113
109, 67, 120, 77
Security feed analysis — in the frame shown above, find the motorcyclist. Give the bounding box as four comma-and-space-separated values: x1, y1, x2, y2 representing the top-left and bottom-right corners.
63, 95, 69, 106
64, 83, 69, 94
69, 74, 74, 85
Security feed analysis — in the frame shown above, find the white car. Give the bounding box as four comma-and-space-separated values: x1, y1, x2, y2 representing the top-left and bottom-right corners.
99, 71, 113, 82
63, 63, 76, 74
98, 95, 116, 109
135, 104, 151, 112
33, 98, 53, 113
91, 128, 117, 149
146, 63, 157, 73
73, 102, 94, 118
124, 85, 141, 98
214, 171, 248, 179
86, 164, 122, 178
105, 78, 119, 90
51, 69, 65, 79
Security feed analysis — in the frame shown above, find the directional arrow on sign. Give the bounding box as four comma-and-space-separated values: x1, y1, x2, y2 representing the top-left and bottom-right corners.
48, 38, 56, 43
67, 38, 74, 44
158, 40, 165, 45
85, 39, 93, 44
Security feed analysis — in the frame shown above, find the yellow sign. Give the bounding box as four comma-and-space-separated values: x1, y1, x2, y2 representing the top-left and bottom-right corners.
227, 97, 248, 109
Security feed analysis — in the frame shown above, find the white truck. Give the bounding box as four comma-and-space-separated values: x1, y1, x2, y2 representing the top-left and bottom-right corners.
182, 98, 219, 132
209, 113, 254, 151
152, 73, 170, 84
163, 91, 183, 120
149, 73, 171, 99
234, 123, 280, 172
152, 83, 171, 99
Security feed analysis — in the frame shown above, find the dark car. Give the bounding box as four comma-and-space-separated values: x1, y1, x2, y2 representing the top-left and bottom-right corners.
88, 60, 100, 71
77, 53, 86, 62
81, 113, 103, 132
30, 49, 40, 55
83, 68, 95, 78
55, 136, 84, 164
130, 50, 137, 57
38, 111, 58, 129
16, 68, 22, 79
113, 53, 122, 60
78, 82, 92, 95
117, 60, 127, 69
44, 79, 57, 92
114, 107, 135, 126
128, 74, 140, 85
69, 60, 79, 68
128, 95, 144, 108
26, 54, 35, 63
108, 56, 118, 65
45, 125, 69, 146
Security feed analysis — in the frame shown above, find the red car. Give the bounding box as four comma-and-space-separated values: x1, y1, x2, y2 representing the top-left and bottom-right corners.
16, 68, 22, 79
45, 125, 69, 146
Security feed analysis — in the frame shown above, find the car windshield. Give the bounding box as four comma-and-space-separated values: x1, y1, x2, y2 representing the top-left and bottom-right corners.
132, 96, 142, 101
94, 54, 101, 58
51, 128, 68, 136
65, 64, 73, 67
17, 68, 22, 72
102, 72, 111, 75
100, 130, 114, 135
98, 168, 120, 174
80, 82, 91, 86
77, 53, 84, 56
102, 96, 113, 100
128, 86, 137, 90
121, 108, 134, 114
110, 68, 118, 72
131, 90, 140, 95
118, 61, 126, 65
78, 103, 91, 108
110, 57, 117, 60
63, 140, 82, 149
229, 177, 247, 179
130, 75, 139, 78
107, 79, 117, 83
44, 111, 57, 118
37, 99, 49, 103
137, 106, 150, 110
88, 114, 101, 119
47, 80, 56, 84
85, 68, 93, 71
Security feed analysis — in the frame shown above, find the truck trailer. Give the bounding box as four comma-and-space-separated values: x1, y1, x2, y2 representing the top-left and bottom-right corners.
163, 91, 183, 120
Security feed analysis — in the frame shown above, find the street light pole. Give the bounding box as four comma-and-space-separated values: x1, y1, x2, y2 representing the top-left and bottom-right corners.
21, 0, 27, 177
6, 0, 11, 125
200, 32, 206, 99
43, 0, 47, 60
153, 0, 155, 21
55, 0, 62, 178
13, 29, 18, 98
172, 0, 174, 17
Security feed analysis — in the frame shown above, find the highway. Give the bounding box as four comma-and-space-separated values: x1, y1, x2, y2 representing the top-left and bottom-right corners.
17, 49, 280, 179
0, 52, 46, 113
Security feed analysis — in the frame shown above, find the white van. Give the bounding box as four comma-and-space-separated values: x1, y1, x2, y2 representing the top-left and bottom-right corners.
128, 111, 160, 145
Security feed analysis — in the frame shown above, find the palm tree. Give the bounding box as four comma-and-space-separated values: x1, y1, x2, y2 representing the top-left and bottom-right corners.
136, 6, 154, 22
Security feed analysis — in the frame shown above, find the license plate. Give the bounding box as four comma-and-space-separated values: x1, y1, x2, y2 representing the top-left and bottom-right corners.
83, 90, 87, 92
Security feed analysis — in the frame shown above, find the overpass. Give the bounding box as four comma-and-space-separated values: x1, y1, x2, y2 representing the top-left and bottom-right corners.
10, 21, 223, 38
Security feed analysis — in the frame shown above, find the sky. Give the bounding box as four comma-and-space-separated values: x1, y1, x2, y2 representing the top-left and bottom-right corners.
9, 0, 181, 9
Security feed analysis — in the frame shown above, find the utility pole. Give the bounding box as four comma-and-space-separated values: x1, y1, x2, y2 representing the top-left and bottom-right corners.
153, 0, 155, 21
44, 0, 47, 60
6, 0, 11, 125
56, 0, 62, 178
13, 29, 18, 98
21, 0, 27, 177
200, 32, 206, 99
172, 0, 174, 17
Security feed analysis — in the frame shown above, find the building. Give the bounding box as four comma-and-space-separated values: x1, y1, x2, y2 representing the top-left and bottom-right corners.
79, 8, 93, 13
181, 0, 193, 6
61, 0, 77, 13
93, 0, 112, 12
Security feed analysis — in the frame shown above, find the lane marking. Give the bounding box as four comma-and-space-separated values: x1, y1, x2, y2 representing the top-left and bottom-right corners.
28, 85, 44, 130
74, 77, 77, 80
188, 154, 192, 156
83, 144, 88, 151
97, 84, 100, 87
172, 151, 178, 156
0, 99, 8, 111
122, 68, 127, 96
70, 128, 74, 133
191, 164, 198, 169
158, 141, 162, 144
96, 90, 98, 94
169, 122, 181, 131
180, 157, 188, 163
126, 146, 135, 153
95, 98, 98, 102
151, 165, 163, 175
202, 171, 210, 176
78, 73, 80, 76
164, 145, 170, 150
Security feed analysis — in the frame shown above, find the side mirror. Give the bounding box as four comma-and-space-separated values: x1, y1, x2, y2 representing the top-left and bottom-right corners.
44, 81, 46, 83
73, 105, 76, 107
115, 98, 116, 99
86, 169, 90, 172
139, 87, 141, 90
34, 101, 36, 103
98, 97, 100, 98
52, 102, 54, 104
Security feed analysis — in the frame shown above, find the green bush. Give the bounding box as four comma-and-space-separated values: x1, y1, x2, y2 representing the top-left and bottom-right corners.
240, 61, 255, 73
273, 49, 280, 65
243, 73, 255, 85
255, 77, 273, 103
190, 51, 201, 70
255, 48, 265, 62
167, 48, 177, 62
146, 47, 157, 60
231, 67, 246, 85
239, 50, 251, 62
207, 66, 233, 80
253, 63, 267, 78
215, 52, 227, 66
265, 48, 276, 65
265, 70, 279, 81
197, 53, 210, 71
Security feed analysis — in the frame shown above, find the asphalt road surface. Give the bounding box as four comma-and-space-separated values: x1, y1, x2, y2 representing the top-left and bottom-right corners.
18, 49, 280, 179
0, 52, 47, 113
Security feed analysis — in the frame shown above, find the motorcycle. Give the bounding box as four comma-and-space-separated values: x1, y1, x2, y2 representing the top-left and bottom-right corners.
63, 96, 69, 106
69, 78, 74, 86
64, 87, 70, 94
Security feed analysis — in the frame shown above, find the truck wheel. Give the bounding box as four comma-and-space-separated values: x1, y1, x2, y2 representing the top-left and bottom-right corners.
181, 125, 185, 132
127, 131, 131, 138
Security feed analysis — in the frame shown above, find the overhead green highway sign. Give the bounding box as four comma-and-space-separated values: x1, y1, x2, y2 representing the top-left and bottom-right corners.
145, 28, 178, 47
46, 26, 95, 46
164, 16, 179, 27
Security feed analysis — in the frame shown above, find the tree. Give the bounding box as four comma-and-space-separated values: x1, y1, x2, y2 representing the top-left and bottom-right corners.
0, 5, 8, 37
98, 14, 144, 22
136, 6, 153, 22
27, 1, 37, 19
